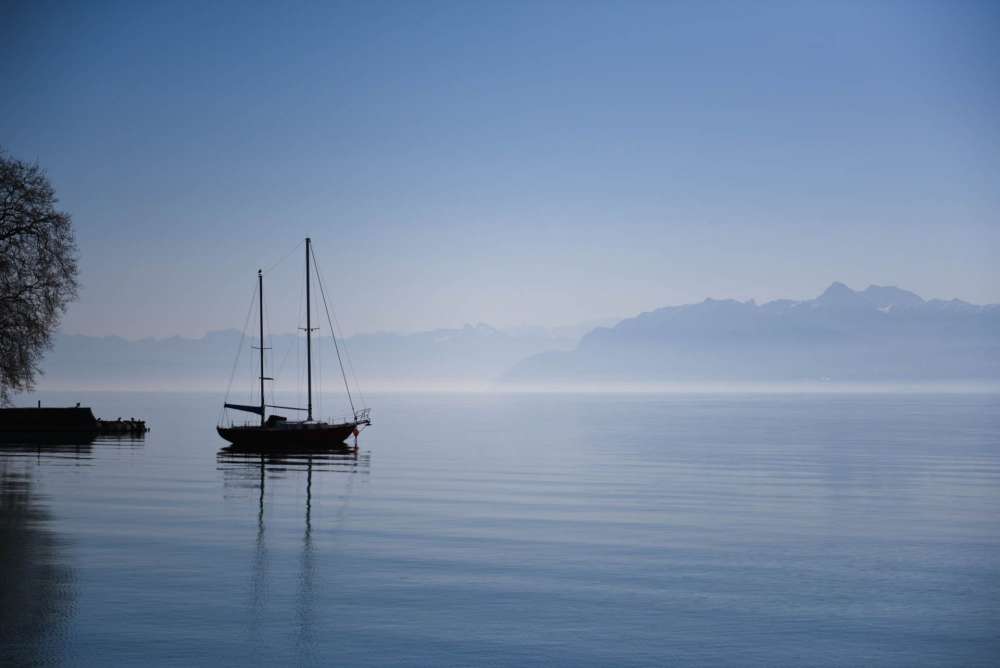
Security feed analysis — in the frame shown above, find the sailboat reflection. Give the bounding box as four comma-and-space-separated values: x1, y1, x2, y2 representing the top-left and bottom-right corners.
216, 444, 370, 650
217, 443, 368, 469
217, 443, 371, 522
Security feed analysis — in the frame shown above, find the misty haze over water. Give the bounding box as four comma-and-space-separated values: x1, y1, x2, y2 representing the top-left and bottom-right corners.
38, 283, 999, 393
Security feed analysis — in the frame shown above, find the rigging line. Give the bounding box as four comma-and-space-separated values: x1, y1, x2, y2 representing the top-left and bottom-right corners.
295, 274, 305, 413
246, 296, 257, 409
249, 283, 259, 409
314, 271, 322, 421
314, 300, 321, 420
313, 250, 367, 410
274, 263, 304, 384
332, 306, 368, 411
274, 332, 295, 383
316, 319, 323, 420
263, 288, 277, 410
249, 300, 257, 406
258, 283, 271, 409
261, 239, 304, 275
319, 269, 367, 409
309, 244, 355, 416
221, 279, 258, 424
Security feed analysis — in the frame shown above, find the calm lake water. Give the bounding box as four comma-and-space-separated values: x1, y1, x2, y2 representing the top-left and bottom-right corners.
2, 391, 999, 666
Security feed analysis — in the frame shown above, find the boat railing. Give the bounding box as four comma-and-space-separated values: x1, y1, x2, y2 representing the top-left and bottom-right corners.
223, 408, 371, 428
318, 408, 370, 425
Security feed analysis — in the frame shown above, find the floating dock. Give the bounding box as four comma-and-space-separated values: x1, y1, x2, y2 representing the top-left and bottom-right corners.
97, 417, 148, 435
0, 405, 148, 443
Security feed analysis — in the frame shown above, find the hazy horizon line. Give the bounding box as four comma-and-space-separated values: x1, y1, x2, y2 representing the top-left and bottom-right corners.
54, 279, 999, 342
22, 379, 1000, 397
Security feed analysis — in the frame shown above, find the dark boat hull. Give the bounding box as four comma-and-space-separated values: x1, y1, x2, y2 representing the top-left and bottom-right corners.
216, 421, 359, 448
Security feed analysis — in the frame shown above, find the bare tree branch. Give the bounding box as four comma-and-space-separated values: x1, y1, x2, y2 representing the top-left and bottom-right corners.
0, 149, 79, 405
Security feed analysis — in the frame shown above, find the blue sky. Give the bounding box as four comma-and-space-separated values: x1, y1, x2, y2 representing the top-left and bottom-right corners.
2, 1, 998, 338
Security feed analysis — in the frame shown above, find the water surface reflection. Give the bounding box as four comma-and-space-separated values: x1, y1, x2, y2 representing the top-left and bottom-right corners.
216, 445, 371, 658
0, 434, 145, 464
0, 462, 75, 665
0, 435, 147, 663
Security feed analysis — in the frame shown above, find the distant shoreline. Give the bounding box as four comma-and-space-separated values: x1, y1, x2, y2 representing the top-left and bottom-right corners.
21, 380, 1000, 396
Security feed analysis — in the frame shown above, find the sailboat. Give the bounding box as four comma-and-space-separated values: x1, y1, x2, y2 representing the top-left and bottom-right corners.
217, 238, 371, 448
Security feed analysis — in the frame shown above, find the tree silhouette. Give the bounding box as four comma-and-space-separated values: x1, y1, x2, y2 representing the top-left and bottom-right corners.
0, 151, 78, 405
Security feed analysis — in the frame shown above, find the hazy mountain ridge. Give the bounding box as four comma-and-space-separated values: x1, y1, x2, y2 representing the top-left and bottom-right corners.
38, 322, 583, 390
506, 283, 1000, 383
36, 284, 999, 389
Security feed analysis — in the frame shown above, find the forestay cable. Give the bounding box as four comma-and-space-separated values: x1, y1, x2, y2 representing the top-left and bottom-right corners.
310, 244, 357, 416
220, 280, 258, 425
261, 239, 304, 275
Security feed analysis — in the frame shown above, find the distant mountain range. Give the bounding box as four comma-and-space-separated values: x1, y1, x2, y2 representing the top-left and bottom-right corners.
37, 320, 610, 390
36, 284, 998, 390
505, 283, 999, 383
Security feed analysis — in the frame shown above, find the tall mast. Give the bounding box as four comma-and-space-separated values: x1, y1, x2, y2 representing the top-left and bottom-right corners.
258, 269, 265, 427
306, 238, 313, 421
